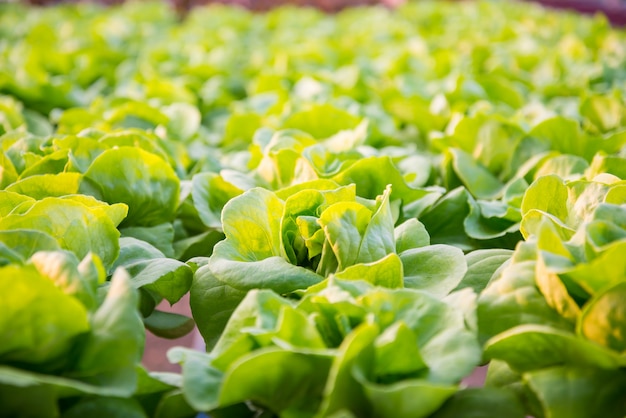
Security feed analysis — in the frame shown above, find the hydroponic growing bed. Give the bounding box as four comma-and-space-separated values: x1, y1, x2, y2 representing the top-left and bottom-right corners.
1, 1, 625, 417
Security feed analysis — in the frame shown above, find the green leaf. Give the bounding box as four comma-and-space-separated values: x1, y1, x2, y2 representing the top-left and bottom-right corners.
6, 172, 81, 199
361, 288, 481, 383
525, 367, 626, 418
19, 149, 69, 178
97, 130, 170, 164
163, 102, 201, 140
478, 76, 524, 109
113, 237, 192, 305
0, 152, 19, 189
106, 100, 168, 129
71, 269, 145, 396
253, 129, 318, 187
456, 249, 512, 294
0, 190, 34, 217
0, 197, 122, 269
395, 218, 430, 253
373, 321, 427, 376
192, 254, 321, 347
419, 187, 474, 250
30, 251, 102, 311
447, 148, 504, 199
222, 112, 263, 149
282, 184, 355, 265
604, 185, 626, 205
212, 289, 290, 357
220, 187, 284, 260
144, 310, 195, 340
173, 230, 225, 261
463, 197, 520, 242
400, 244, 467, 297
61, 195, 128, 227
0, 229, 60, 264
563, 241, 626, 295
120, 223, 175, 259
588, 154, 626, 180
190, 266, 249, 350
430, 387, 526, 418
273, 305, 328, 350
580, 95, 625, 133
521, 175, 568, 227
219, 348, 333, 416
210, 245, 323, 294
170, 349, 223, 411
332, 156, 432, 203
0, 263, 90, 365
316, 186, 396, 272
192, 172, 244, 229
484, 324, 625, 372
334, 253, 403, 289
477, 257, 574, 342
578, 282, 626, 352
317, 323, 378, 417
535, 254, 580, 323
317, 201, 372, 271
528, 117, 588, 159
282, 104, 360, 139
80, 147, 180, 227
355, 185, 396, 264
0, 381, 58, 418
534, 155, 588, 180
152, 390, 197, 418
52, 135, 107, 173
356, 372, 458, 418
61, 397, 147, 418
130, 258, 192, 305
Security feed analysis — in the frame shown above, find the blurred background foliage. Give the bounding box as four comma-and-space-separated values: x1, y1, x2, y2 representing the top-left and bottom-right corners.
9, 0, 626, 25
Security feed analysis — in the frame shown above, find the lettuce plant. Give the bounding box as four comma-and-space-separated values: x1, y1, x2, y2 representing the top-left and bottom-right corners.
191, 183, 467, 346
478, 173, 626, 418
0, 252, 144, 417
175, 279, 482, 417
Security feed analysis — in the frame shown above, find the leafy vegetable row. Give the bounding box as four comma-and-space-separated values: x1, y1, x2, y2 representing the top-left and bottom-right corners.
0, 1, 625, 417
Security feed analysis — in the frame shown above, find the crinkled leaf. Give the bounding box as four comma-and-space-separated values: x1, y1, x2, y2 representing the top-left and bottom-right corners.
6, 172, 81, 199
0, 229, 60, 264
334, 253, 403, 289
477, 258, 574, 342
30, 250, 102, 311
220, 187, 284, 260
0, 197, 123, 269
578, 282, 626, 353
0, 190, 34, 217
0, 264, 90, 365
80, 147, 179, 227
